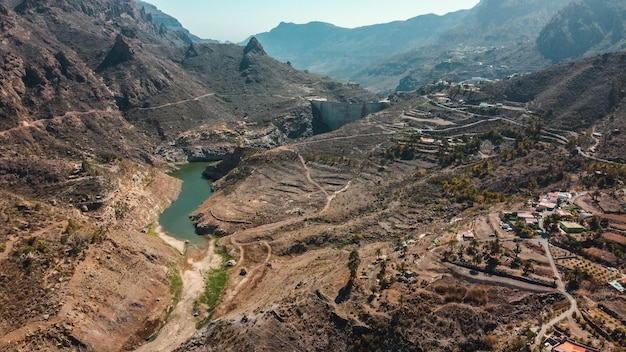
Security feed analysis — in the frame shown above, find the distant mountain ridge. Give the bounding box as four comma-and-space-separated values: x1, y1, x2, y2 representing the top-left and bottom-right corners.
388, 0, 571, 91
252, 0, 571, 92
250, 11, 469, 81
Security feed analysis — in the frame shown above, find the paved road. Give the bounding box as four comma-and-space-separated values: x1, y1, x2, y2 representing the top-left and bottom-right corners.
444, 263, 557, 292
533, 238, 579, 349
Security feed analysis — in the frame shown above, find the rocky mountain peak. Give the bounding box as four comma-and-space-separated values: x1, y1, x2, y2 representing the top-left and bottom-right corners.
243, 36, 266, 56
240, 37, 268, 73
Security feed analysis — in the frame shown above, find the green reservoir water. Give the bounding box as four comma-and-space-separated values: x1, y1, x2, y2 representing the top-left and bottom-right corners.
159, 162, 212, 245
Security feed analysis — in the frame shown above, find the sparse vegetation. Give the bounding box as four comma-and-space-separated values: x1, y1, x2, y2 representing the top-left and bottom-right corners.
166, 263, 183, 319
96, 150, 120, 164
195, 246, 230, 329
434, 284, 489, 305
3, 0, 626, 350
148, 262, 183, 342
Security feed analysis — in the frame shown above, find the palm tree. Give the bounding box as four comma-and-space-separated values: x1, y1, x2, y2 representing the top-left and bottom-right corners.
522, 260, 533, 275
592, 189, 601, 203
472, 254, 482, 267
348, 250, 361, 280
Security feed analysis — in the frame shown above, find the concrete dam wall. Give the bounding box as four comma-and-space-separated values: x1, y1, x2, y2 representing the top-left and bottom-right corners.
311, 100, 388, 133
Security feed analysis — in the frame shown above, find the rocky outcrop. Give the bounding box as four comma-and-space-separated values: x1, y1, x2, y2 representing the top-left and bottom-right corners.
136, 0, 215, 44
202, 147, 245, 180
240, 37, 267, 72
156, 123, 287, 162
97, 34, 134, 71
15, 0, 137, 19
243, 37, 266, 56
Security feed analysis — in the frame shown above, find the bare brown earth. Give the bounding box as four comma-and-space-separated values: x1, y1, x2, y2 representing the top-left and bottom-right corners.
603, 232, 626, 245
0, 163, 183, 351
1, 1, 626, 350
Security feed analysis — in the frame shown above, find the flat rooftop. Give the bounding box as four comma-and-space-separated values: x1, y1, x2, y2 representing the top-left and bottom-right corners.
553, 341, 597, 352
560, 221, 584, 229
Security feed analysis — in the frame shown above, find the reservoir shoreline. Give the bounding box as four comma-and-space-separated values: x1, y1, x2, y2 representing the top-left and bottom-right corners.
158, 162, 213, 247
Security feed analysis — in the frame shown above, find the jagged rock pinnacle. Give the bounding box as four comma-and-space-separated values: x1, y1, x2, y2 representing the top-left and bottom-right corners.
97, 34, 134, 72
243, 37, 266, 56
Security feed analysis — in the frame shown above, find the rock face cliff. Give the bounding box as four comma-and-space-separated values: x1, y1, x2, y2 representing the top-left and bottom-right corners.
1, 0, 377, 159
135, 0, 216, 44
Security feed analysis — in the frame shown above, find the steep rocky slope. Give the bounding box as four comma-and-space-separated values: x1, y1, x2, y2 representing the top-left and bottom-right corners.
537, 0, 626, 63
484, 50, 626, 145
481, 50, 626, 164
0, 0, 378, 350
135, 0, 216, 44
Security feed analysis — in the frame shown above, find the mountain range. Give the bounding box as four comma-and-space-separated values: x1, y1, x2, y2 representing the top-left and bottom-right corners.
0, 0, 374, 349
252, 0, 626, 92
0, 0, 625, 350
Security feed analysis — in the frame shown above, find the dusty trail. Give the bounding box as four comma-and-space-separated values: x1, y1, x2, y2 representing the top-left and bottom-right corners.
295, 151, 351, 214
137, 93, 214, 111
220, 238, 272, 305
297, 154, 328, 197
0, 108, 116, 137
293, 131, 396, 147
0, 236, 16, 261
322, 180, 351, 214
0, 306, 68, 349
0, 92, 215, 138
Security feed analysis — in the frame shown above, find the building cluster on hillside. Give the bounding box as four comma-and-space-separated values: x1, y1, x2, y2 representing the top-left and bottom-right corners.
537, 192, 572, 211
499, 192, 591, 236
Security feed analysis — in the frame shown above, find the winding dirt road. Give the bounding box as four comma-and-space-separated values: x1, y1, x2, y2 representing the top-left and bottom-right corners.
137, 93, 215, 111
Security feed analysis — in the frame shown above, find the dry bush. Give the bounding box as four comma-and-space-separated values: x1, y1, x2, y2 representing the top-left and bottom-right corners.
482, 334, 499, 349
553, 299, 570, 311
464, 287, 488, 305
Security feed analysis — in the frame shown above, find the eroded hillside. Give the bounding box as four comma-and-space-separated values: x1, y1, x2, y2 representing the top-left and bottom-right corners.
182, 52, 626, 351
1, 0, 626, 351
0, 0, 378, 350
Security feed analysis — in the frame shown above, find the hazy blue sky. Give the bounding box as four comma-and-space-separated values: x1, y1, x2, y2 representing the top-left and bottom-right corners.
145, 0, 481, 43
